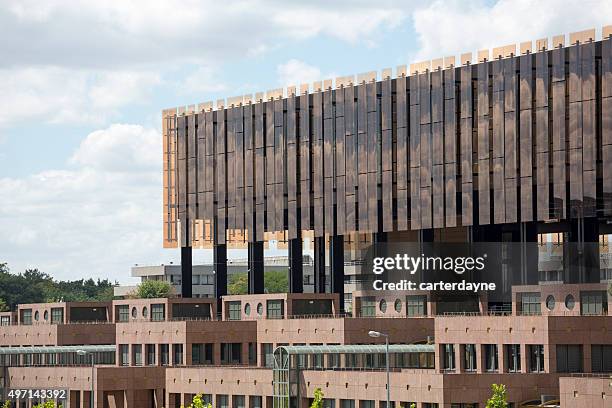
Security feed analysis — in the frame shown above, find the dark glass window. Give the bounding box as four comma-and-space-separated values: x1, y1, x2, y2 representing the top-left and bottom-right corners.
266, 300, 284, 319
228, 301, 241, 320
263, 343, 274, 367
160, 344, 169, 366
484, 344, 498, 372
360, 297, 376, 317
221, 343, 242, 364
406, 295, 427, 316
146, 344, 155, 365
151, 304, 165, 321
119, 344, 129, 366
172, 344, 183, 365
591, 345, 612, 372
51, 308, 63, 324
520, 293, 541, 315
442, 344, 455, 370
132, 344, 142, 366
505, 344, 521, 372
464, 344, 477, 372
556, 345, 583, 373
192, 343, 213, 365
580, 291, 608, 315
117, 305, 129, 322
21, 309, 32, 325
529, 345, 545, 372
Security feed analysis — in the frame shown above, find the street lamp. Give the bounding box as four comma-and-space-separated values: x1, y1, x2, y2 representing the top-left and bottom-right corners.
368, 331, 390, 408
77, 350, 94, 408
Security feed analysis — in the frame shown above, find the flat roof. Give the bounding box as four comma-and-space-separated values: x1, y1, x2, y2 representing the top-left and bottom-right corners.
0, 345, 116, 355
276, 344, 434, 355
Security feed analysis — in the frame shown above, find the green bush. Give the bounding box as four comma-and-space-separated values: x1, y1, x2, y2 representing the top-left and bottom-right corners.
132, 280, 174, 299
310, 388, 324, 408
486, 383, 508, 408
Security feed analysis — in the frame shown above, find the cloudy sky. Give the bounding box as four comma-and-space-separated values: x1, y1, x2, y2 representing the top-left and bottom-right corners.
0, 0, 609, 284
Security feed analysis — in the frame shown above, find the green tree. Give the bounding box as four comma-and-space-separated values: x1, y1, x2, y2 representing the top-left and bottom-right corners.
310, 388, 324, 408
33, 401, 61, 408
227, 270, 289, 295
0, 298, 8, 312
189, 394, 212, 408
133, 280, 174, 299
486, 383, 508, 408
228, 273, 248, 295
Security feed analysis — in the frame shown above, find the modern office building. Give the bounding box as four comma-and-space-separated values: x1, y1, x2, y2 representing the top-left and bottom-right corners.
2, 27, 612, 408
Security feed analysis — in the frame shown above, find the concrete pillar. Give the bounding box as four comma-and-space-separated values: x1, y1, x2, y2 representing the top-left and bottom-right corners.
583, 343, 592, 373
545, 343, 555, 373
498, 343, 508, 373
248, 241, 264, 294
455, 344, 463, 373
181, 246, 193, 298
520, 344, 529, 373
214, 343, 222, 365
477, 344, 486, 373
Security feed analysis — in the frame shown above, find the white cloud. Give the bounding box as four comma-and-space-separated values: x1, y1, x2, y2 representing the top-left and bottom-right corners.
412, 0, 612, 62
0, 124, 177, 282
0, 67, 160, 126
277, 59, 323, 87
179, 66, 227, 95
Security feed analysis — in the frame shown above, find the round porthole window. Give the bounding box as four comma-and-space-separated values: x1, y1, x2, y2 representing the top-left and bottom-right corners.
142, 307, 148, 318
565, 294, 575, 310
43, 311, 49, 321
131, 307, 137, 318
394, 299, 402, 313
34, 311, 39, 321
379, 299, 387, 313
546, 295, 555, 311
257, 303, 263, 316
245, 303, 251, 316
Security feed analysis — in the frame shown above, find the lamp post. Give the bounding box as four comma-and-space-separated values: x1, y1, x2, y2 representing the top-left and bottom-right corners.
368, 330, 390, 408
77, 350, 94, 408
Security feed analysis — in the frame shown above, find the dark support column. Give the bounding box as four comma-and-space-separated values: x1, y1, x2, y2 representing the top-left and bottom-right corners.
521, 222, 539, 285
288, 237, 304, 293
248, 241, 264, 294
583, 218, 600, 283
214, 243, 227, 316
180, 246, 192, 298
566, 217, 600, 283
329, 235, 344, 312
314, 236, 326, 293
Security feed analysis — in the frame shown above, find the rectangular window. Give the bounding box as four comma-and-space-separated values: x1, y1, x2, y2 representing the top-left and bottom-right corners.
1, 316, 10, 326
442, 344, 455, 370
160, 344, 169, 366
359, 401, 374, 408
151, 304, 165, 321
529, 345, 545, 372
132, 344, 142, 366
484, 344, 498, 372
591, 345, 612, 372
340, 400, 355, 408
146, 344, 155, 365
464, 344, 477, 372
249, 397, 262, 408
192, 275, 200, 285
556, 345, 583, 373
360, 297, 376, 317
172, 344, 183, 365
192, 343, 213, 365
580, 291, 608, 315
406, 295, 427, 317
232, 395, 245, 408
248, 342, 257, 365
263, 343, 274, 368
21, 309, 32, 325
119, 344, 129, 366
423, 404, 439, 408
228, 301, 241, 320
266, 300, 284, 319
520, 293, 541, 315
221, 343, 242, 364
117, 305, 129, 322
51, 308, 64, 324
217, 395, 229, 408
505, 344, 521, 372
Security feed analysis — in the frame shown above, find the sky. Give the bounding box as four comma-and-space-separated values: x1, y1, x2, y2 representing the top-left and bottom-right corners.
0, 0, 610, 284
